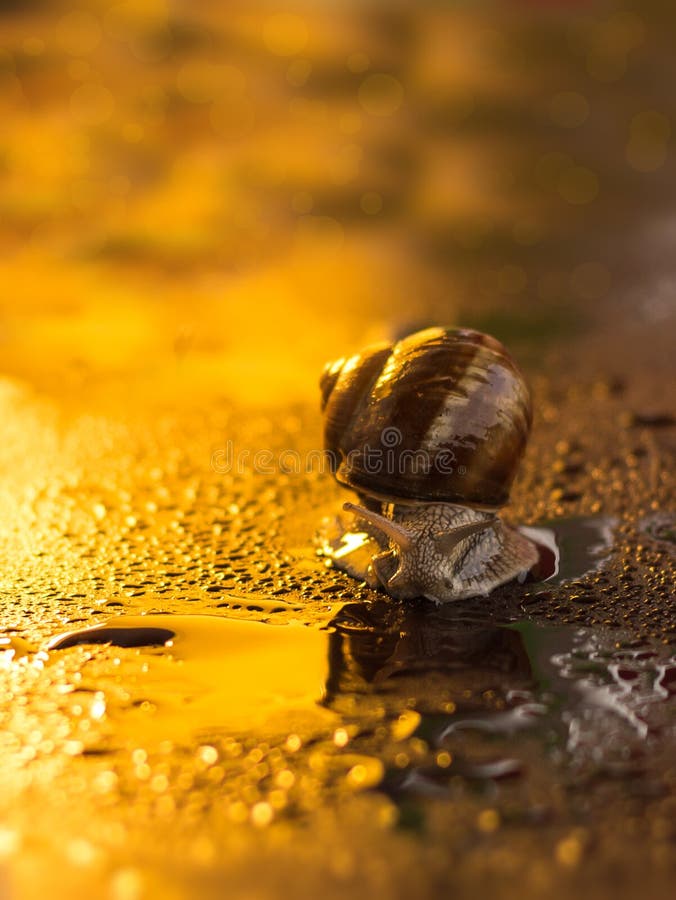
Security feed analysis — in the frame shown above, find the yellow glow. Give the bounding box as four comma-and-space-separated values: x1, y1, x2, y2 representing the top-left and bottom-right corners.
555, 836, 583, 868
48, 616, 336, 743
477, 809, 500, 833
263, 14, 309, 57
0, 3, 671, 897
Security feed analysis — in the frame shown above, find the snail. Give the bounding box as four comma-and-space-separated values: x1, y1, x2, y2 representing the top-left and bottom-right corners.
318, 326, 544, 603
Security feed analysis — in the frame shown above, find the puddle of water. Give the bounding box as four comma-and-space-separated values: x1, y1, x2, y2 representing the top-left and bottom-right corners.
327, 603, 675, 797
47, 615, 335, 744
42, 568, 674, 805
524, 516, 617, 585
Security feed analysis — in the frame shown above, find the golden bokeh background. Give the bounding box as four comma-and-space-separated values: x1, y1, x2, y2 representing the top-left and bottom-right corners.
2, 0, 673, 405
1, 3, 675, 899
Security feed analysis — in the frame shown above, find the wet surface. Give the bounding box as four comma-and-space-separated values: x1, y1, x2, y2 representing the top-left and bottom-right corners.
47, 615, 335, 741
524, 515, 617, 585
37, 606, 676, 800
1, 1, 676, 899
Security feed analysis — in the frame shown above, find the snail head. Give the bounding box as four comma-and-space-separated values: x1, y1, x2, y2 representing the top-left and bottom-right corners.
342, 502, 495, 602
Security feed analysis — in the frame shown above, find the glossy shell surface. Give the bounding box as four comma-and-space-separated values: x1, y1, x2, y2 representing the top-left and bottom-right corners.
321, 327, 532, 508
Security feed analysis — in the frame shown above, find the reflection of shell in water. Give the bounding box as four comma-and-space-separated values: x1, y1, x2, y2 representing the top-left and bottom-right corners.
325, 603, 533, 701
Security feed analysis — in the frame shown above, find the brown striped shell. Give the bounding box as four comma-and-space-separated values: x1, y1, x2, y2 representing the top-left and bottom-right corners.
320, 327, 532, 509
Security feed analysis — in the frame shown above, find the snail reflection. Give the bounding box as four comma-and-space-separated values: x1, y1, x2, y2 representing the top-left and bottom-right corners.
318, 327, 543, 603
47, 604, 538, 731
45, 604, 673, 783
324, 601, 535, 712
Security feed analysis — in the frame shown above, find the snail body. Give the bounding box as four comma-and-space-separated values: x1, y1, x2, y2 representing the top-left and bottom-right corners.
318, 327, 539, 603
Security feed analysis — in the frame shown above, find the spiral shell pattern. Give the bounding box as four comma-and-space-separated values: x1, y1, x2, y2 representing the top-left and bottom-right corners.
320, 327, 532, 508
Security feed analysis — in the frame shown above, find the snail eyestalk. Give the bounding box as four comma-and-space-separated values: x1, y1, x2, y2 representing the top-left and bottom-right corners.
432, 518, 496, 554
342, 502, 412, 552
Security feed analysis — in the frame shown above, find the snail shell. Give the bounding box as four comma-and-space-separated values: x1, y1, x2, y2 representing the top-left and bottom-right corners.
318, 327, 539, 603
321, 326, 532, 508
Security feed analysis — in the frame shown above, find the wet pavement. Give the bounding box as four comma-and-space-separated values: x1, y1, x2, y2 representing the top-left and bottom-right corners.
0, 2, 675, 899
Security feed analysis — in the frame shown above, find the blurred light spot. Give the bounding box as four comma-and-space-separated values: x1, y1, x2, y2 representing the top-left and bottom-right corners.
251, 801, 274, 827
110, 867, 143, 900
285, 734, 301, 752
358, 73, 404, 117
70, 82, 115, 125
346, 757, 384, 790
263, 14, 308, 57
93, 770, 117, 793
436, 751, 452, 768
626, 110, 670, 172
477, 809, 500, 833
287, 58, 312, 87
292, 192, 313, 214
134, 761, 150, 780
275, 769, 295, 789
198, 744, 219, 765
556, 835, 583, 868
378, 802, 398, 828
558, 166, 598, 205
90, 694, 107, 719
0, 828, 20, 860
150, 773, 169, 793
549, 91, 589, 128
570, 262, 611, 299
361, 191, 382, 215
347, 52, 370, 74
57, 10, 102, 56
22, 37, 45, 56
67, 838, 97, 866
334, 727, 349, 747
